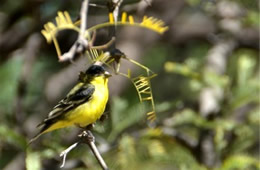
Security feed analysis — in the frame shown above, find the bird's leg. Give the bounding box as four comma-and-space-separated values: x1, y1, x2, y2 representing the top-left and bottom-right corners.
79, 130, 95, 143
76, 124, 95, 142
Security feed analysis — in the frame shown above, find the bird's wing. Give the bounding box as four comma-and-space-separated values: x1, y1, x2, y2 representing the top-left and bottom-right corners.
29, 83, 95, 144
37, 83, 95, 127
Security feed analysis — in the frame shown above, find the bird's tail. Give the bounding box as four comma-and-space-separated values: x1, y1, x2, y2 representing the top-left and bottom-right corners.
28, 123, 50, 145
28, 132, 44, 145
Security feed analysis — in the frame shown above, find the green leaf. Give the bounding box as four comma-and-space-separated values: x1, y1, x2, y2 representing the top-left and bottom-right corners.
221, 154, 259, 170
108, 97, 146, 141
185, 0, 201, 6
248, 107, 260, 125
203, 71, 229, 88
237, 54, 256, 87
229, 125, 256, 154
0, 124, 27, 150
26, 148, 41, 170
0, 57, 22, 114
242, 10, 260, 27
168, 109, 211, 128
165, 61, 200, 80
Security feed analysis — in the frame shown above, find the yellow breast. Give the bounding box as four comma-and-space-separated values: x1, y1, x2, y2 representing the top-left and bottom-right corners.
67, 76, 109, 127
43, 76, 109, 133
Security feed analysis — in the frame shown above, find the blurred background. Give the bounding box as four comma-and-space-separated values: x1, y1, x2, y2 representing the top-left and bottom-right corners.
0, 0, 259, 170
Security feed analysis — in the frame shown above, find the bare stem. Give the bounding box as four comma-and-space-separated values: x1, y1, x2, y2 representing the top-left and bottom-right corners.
59, 130, 108, 170
80, 0, 88, 35
59, 0, 89, 62
83, 130, 109, 170
77, 0, 89, 52
112, 0, 123, 23
58, 0, 115, 62
60, 142, 80, 168
107, 0, 123, 49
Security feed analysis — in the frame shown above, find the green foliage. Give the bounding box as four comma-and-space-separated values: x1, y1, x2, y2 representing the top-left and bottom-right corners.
0, 124, 27, 169
106, 132, 207, 170
228, 49, 259, 111
23, 59, 53, 110
0, 124, 27, 150
243, 10, 260, 27
26, 149, 41, 170
220, 155, 259, 170
0, 0, 258, 170
108, 97, 146, 141
165, 61, 200, 80
0, 57, 22, 114
162, 46, 259, 169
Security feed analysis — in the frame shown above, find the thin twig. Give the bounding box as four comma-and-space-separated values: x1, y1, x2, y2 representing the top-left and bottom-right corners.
77, 0, 89, 52
58, 0, 115, 62
89, 3, 107, 8
92, 37, 116, 50
107, 0, 123, 49
112, 0, 123, 23
60, 142, 80, 168
83, 130, 109, 170
80, 0, 88, 34
59, 130, 108, 169
59, 0, 89, 62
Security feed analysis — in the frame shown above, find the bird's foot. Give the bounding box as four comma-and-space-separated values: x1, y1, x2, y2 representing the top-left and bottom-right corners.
79, 130, 95, 143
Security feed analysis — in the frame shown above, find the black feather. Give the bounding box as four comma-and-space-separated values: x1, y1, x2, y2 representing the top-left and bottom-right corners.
29, 84, 95, 144
85, 65, 105, 76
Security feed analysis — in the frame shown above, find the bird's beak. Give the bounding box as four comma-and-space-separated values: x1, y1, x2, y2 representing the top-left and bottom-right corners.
104, 71, 112, 78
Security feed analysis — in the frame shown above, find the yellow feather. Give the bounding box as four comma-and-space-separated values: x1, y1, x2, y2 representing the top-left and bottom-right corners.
41, 76, 109, 134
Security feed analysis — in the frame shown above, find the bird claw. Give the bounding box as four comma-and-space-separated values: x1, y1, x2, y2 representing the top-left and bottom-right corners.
79, 130, 95, 143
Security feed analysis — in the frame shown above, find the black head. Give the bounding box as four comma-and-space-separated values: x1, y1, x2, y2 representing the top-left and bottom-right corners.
85, 65, 111, 78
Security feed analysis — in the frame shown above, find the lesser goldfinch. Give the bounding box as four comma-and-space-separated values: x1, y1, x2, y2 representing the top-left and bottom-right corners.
29, 65, 111, 143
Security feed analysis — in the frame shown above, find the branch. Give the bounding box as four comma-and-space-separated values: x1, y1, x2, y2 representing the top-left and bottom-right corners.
107, 0, 123, 49
58, 0, 116, 62
60, 142, 80, 168
58, 0, 89, 62
60, 130, 109, 170
83, 130, 109, 170
111, 0, 123, 23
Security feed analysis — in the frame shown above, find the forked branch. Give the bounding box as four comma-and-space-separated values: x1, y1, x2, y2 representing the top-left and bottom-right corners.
60, 130, 108, 170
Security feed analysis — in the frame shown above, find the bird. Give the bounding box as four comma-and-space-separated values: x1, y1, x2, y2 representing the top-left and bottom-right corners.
29, 65, 111, 144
